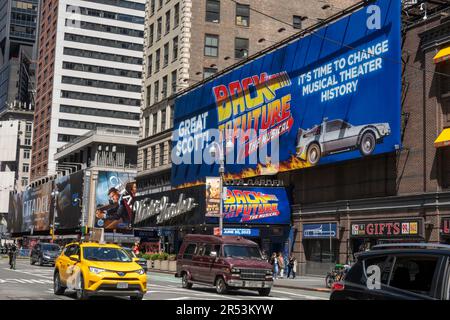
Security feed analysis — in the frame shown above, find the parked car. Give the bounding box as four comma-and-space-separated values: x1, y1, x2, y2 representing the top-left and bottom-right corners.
53, 242, 147, 300
175, 234, 273, 296
30, 243, 61, 266
330, 243, 450, 300
122, 247, 148, 272
296, 119, 391, 165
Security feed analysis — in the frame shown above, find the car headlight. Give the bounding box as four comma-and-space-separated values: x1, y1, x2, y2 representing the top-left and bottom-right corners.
231, 267, 241, 274
89, 267, 105, 274
136, 269, 145, 275
43, 255, 50, 259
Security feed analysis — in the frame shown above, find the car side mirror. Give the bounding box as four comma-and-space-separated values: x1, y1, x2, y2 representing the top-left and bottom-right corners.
132, 257, 140, 262
210, 251, 217, 258
69, 255, 80, 262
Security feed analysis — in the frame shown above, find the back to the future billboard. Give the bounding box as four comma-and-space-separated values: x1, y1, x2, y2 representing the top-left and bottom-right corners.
171, 0, 401, 186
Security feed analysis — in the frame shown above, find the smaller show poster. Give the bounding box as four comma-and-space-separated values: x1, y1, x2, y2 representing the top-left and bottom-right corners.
94, 171, 136, 230
205, 177, 220, 217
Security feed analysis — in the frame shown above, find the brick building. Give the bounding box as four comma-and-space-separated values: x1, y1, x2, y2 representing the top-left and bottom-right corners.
286, 1, 450, 275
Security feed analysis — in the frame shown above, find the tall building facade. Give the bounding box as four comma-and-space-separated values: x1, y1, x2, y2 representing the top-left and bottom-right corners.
137, 0, 356, 194
0, 0, 39, 111
30, 0, 145, 181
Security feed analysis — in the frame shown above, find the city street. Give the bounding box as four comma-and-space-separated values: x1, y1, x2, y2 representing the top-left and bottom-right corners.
0, 258, 329, 300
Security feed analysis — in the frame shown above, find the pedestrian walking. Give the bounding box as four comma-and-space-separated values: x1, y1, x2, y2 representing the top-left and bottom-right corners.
287, 254, 297, 278
8, 242, 17, 269
269, 253, 278, 279
277, 252, 284, 278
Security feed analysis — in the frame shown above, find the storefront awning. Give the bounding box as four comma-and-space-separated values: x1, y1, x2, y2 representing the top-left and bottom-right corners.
434, 128, 450, 148
433, 46, 450, 64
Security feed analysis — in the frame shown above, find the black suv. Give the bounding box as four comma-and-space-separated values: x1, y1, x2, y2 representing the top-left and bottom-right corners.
330, 243, 450, 300
30, 243, 61, 266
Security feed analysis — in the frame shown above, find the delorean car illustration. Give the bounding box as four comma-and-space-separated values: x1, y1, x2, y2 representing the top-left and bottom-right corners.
296, 118, 391, 165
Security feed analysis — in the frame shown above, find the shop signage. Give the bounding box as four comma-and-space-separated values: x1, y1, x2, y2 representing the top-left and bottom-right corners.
134, 229, 159, 240
303, 223, 338, 239
171, 0, 401, 187
351, 219, 423, 238
221, 186, 291, 225
441, 217, 450, 236
134, 193, 198, 225
223, 228, 260, 237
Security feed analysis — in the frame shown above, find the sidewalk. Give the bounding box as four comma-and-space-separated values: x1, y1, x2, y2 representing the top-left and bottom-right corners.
149, 270, 330, 293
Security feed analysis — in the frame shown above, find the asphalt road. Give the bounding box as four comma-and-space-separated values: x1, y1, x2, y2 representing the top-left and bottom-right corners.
0, 257, 329, 300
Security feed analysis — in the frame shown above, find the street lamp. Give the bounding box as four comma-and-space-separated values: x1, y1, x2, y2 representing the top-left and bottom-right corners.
209, 138, 233, 236
50, 190, 59, 241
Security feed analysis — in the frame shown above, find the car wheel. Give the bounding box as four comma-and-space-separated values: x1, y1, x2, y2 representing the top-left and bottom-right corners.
76, 274, 88, 300
359, 131, 376, 156
39, 257, 43, 266
325, 274, 334, 288
215, 277, 228, 295
307, 143, 321, 165
258, 288, 271, 296
54, 272, 66, 295
130, 294, 144, 300
181, 273, 193, 289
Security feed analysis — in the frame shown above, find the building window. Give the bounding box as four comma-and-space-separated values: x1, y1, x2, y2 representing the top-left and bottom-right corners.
293, 15, 302, 29
172, 36, 178, 61
25, 122, 32, 132
174, 3, 179, 28
203, 67, 217, 79
206, 0, 220, 23
165, 10, 171, 34
161, 108, 166, 131
157, 17, 162, 40
235, 37, 249, 59
163, 42, 169, 67
154, 80, 160, 103
236, 3, 249, 27
204, 34, 219, 57
21, 178, 28, 187
162, 75, 168, 99
150, 0, 155, 15
24, 150, 30, 159
147, 54, 153, 76
155, 49, 161, 72
144, 116, 150, 137
171, 70, 177, 93
23, 164, 29, 173
169, 105, 174, 125
150, 146, 156, 168
146, 85, 151, 107
148, 23, 154, 47
152, 112, 158, 134
143, 148, 148, 170
24, 138, 31, 145
158, 0, 163, 10
159, 143, 165, 165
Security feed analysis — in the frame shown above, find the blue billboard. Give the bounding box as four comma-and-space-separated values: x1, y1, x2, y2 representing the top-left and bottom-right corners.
219, 186, 291, 225
171, 0, 401, 187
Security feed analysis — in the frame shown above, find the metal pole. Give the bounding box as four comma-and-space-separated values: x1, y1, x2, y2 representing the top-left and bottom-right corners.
219, 144, 224, 236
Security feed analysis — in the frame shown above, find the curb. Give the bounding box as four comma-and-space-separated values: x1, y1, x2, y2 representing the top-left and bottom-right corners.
148, 270, 331, 293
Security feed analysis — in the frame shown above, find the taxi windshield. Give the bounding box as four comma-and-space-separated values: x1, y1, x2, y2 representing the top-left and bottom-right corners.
83, 247, 132, 262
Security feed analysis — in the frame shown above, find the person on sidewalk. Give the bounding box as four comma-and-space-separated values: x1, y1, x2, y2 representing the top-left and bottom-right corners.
277, 252, 285, 278
287, 254, 297, 279
269, 253, 278, 279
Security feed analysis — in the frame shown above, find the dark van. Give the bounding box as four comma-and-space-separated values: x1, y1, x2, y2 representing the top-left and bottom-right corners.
175, 235, 273, 296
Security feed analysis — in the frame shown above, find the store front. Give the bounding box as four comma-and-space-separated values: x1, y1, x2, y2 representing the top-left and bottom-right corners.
350, 218, 424, 256
441, 217, 450, 244
132, 184, 293, 256
302, 222, 339, 276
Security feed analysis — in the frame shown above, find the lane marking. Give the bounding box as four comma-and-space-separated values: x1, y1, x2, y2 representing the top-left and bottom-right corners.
271, 289, 328, 300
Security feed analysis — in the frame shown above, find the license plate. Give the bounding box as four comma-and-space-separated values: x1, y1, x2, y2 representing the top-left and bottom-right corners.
245, 281, 263, 288
117, 282, 128, 289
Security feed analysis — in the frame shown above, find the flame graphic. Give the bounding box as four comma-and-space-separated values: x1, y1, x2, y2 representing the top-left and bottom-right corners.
174, 181, 205, 190
224, 155, 311, 180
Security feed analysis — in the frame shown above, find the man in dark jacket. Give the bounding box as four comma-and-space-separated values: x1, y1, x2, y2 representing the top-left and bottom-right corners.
8, 243, 17, 269
95, 188, 130, 228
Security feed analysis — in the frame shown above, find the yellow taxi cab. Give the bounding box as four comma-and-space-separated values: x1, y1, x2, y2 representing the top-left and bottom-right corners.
53, 242, 147, 300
